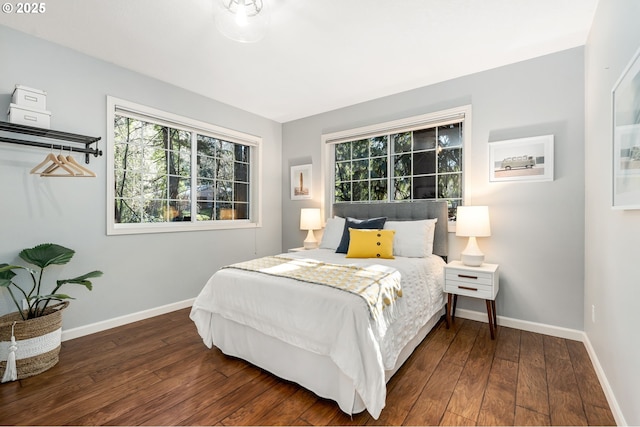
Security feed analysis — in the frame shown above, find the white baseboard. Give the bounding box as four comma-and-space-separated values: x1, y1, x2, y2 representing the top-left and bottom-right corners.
456, 308, 626, 425
454, 308, 584, 341
61, 298, 195, 342
582, 335, 627, 426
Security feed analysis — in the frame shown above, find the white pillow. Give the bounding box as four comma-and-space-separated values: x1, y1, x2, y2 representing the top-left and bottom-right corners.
384, 218, 438, 257
319, 216, 346, 250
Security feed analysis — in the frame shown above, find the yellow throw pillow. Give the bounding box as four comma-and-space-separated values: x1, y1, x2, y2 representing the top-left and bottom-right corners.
346, 228, 395, 259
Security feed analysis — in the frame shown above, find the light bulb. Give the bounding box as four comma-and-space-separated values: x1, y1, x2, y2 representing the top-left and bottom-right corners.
216, 0, 269, 43
235, 1, 248, 27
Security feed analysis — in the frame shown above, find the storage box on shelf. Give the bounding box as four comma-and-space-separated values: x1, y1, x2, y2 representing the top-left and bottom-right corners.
7, 85, 51, 129
7, 104, 51, 129
12, 85, 47, 111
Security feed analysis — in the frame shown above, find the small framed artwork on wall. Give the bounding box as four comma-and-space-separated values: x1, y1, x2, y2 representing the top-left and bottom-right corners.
489, 135, 554, 183
291, 164, 312, 200
612, 46, 640, 210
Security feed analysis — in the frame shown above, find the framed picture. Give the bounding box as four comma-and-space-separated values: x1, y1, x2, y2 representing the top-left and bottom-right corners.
291, 164, 312, 200
489, 135, 554, 183
612, 46, 640, 210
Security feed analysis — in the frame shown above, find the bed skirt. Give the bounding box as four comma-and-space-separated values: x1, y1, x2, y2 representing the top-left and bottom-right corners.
207, 305, 445, 416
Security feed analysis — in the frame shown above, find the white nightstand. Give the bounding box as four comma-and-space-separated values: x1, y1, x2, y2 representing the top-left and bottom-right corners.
444, 260, 499, 339
288, 247, 307, 253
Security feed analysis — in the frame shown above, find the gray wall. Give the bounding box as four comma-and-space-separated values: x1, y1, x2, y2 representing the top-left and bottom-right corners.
282, 48, 585, 330
0, 25, 283, 329
585, 1, 640, 425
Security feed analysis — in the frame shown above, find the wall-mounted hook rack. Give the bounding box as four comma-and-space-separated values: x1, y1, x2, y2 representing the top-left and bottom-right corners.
0, 121, 102, 164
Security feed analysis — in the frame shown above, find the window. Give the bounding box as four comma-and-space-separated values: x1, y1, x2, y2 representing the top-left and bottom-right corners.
107, 97, 261, 235
323, 106, 471, 222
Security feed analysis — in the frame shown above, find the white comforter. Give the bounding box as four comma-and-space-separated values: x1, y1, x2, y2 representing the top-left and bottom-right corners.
190, 249, 445, 419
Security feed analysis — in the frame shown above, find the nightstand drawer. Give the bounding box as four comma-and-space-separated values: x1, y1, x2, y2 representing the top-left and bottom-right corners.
445, 268, 494, 286
445, 279, 494, 299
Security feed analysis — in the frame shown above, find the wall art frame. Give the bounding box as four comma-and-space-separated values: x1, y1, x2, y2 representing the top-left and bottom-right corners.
291, 164, 312, 200
489, 135, 554, 183
612, 45, 640, 210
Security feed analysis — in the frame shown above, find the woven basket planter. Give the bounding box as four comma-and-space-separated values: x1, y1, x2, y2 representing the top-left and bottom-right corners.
0, 301, 68, 381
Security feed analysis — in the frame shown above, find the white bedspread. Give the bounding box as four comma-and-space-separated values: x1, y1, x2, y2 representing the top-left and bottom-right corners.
190, 249, 445, 419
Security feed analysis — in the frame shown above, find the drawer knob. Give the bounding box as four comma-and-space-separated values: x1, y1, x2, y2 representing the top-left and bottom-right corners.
458, 274, 478, 280
458, 285, 478, 291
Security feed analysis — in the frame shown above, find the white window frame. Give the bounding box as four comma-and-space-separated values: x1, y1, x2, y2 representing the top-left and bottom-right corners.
321, 105, 472, 231
106, 96, 262, 235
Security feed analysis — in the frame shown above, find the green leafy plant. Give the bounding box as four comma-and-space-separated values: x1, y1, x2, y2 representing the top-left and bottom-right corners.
0, 243, 102, 320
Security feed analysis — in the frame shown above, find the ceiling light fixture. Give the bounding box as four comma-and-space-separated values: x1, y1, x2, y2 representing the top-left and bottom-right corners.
215, 0, 269, 43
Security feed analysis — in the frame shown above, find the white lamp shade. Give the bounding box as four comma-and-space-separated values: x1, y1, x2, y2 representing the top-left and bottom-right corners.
456, 206, 491, 237
300, 208, 322, 230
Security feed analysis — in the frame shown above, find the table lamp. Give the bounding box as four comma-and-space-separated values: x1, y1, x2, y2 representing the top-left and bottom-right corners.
300, 208, 322, 249
456, 205, 491, 266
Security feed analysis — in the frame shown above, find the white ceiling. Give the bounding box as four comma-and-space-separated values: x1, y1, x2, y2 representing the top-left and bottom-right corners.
0, 0, 598, 123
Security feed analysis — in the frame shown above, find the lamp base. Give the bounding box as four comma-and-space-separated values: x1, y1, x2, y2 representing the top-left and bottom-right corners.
461, 236, 485, 266
303, 229, 318, 249
461, 253, 485, 267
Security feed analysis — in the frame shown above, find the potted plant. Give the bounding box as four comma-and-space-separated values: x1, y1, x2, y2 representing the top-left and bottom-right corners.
0, 243, 102, 382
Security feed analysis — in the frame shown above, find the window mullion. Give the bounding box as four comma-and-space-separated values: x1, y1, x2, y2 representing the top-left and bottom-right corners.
367, 140, 371, 202
191, 132, 197, 223
387, 133, 392, 202
434, 126, 439, 200
233, 152, 238, 219
165, 127, 170, 216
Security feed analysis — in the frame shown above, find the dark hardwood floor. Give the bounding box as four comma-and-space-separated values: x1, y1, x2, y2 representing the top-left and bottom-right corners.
0, 308, 616, 426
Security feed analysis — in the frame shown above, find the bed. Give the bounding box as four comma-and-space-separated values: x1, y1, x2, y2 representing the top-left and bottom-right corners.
190, 200, 449, 419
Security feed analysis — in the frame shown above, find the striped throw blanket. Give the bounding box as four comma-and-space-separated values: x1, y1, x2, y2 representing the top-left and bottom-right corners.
223, 256, 402, 324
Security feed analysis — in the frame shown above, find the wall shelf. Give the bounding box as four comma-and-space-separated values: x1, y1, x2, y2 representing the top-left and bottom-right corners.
0, 121, 102, 164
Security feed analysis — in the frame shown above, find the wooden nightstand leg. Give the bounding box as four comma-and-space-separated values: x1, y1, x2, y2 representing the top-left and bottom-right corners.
445, 293, 452, 328
452, 294, 458, 320
486, 299, 495, 340
492, 299, 497, 328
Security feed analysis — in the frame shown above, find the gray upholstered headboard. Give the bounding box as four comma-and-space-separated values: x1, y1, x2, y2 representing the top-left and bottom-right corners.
332, 200, 449, 259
